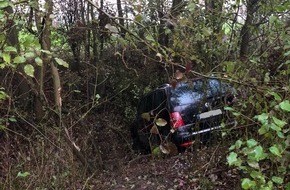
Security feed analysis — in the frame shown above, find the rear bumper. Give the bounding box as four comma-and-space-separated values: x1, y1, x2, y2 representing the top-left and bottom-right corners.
174, 120, 236, 147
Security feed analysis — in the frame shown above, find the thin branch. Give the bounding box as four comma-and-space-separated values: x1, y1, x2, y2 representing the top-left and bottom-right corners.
85, 0, 156, 52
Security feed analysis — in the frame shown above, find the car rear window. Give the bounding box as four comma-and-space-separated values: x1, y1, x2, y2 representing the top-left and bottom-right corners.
170, 81, 203, 107
137, 89, 167, 114
170, 79, 230, 107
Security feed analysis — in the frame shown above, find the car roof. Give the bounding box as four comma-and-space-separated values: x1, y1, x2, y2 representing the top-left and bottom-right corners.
156, 77, 205, 90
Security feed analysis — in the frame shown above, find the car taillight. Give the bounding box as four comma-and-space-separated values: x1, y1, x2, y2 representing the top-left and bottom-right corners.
180, 141, 193, 147
170, 112, 185, 129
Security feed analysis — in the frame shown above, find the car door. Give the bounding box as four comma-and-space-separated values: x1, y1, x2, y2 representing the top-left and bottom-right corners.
152, 89, 170, 136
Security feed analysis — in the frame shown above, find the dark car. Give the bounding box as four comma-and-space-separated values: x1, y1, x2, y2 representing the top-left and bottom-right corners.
130, 78, 236, 153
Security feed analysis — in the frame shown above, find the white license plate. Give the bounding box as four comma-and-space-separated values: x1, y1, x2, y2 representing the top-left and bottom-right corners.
198, 109, 222, 119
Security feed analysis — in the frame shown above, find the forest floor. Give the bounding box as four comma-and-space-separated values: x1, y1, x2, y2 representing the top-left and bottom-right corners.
0, 113, 242, 190
0, 71, 242, 189
85, 116, 242, 190
93, 144, 241, 190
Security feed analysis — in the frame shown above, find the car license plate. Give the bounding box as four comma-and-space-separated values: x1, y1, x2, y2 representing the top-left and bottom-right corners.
197, 109, 222, 120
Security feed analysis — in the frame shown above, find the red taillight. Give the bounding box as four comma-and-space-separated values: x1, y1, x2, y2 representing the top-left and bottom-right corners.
180, 141, 193, 147
170, 112, 185, 129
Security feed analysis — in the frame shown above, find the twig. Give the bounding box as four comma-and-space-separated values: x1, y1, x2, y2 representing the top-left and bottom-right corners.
203, 142, 221, 176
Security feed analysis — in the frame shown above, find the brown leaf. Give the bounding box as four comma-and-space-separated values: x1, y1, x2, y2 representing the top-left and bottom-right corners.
171, 79, 178, 89
175, 70, 184, 80
150, 125, 159, 134
141, 112, 150, 121
165, 142, 178, 156
185, 62, 192, 74
159, 144, 170, 154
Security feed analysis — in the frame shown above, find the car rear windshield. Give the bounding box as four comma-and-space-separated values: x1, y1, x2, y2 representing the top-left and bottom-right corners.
169, 79, 231, 107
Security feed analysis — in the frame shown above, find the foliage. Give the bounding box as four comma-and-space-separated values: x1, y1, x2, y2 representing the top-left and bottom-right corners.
223, 1, 290, 188
0, 0, 290, 188
227, 96, 290, 189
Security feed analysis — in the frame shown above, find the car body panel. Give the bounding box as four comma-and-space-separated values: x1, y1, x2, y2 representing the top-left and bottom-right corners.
131, 78, 235, 152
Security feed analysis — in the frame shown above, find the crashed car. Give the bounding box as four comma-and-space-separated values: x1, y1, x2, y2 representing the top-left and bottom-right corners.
130, 78, 236, 153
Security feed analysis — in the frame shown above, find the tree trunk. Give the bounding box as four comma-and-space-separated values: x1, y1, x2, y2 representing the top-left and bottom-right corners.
4, 6, 31, 108
239, 0, 259, 59
117, 0, 126, 38
4, 6, 20, 52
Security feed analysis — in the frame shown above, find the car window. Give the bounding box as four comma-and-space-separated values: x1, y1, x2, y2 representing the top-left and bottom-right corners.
145, 94, 153, 112
207, 79, 232, 96
170, 80, 204, 106
137, 94, 153, 114
207, 79, 221, 97
137, 90, 167, 114
137, 96, 146, 114
153, 90, 167, 111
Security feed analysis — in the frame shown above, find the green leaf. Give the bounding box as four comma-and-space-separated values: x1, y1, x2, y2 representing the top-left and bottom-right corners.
235, 139, 243, 149
202, 27, 212, 36
254, 113, 268, 124
54, 58, 69, 68
145, 34, 155, 42
2, 53, 10, 64
279, 100, 290, 112
17, 171, 30, 178
248, 145, 267, 161
4, 46, 17, 53
269, 92, 282, 101
13, 56, 26, 64
246, 139, 257, 148
286, 182, 290, 189
0, 90, 8, 101
227, 152, 238, 166
241, 178, 256, 189
247, 160, 260, 169
152, 146, 161, 157
0, 1, 10, 9
284, 50, 290, 57
229, 139, 243, 150
155, 118, 167, 127
24, 64, 35, 77
8, 117, 17, 122
269, 145, 281, 157
250, 171, 263, 179
272, 176, 283, 184
269, 123, 281, 132
34, 57, 43, 66
223, 61, 236, 73
258, 124, 269, 135
0, 124, 5, 130
224, 106, 234, 111
24, 52, 35, 58
272, 117, 287, 128
134, 14, 142, 22
277, 131, 285, 139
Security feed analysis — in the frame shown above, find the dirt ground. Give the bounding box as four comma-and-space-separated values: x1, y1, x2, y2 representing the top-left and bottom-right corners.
84, 114, 241, 190
0, 113, 242, 190
92, 148, 241, 190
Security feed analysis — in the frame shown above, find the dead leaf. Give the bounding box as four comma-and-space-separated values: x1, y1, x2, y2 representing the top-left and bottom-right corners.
160, 144, 170, 154
165, 142, 178, 156
150, 125, 159, 134
175, 70, 184, 80
156, 53, 162, 62
141, 112, 150, 121
185, 62, 192, 74
171, 79, 178, 89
